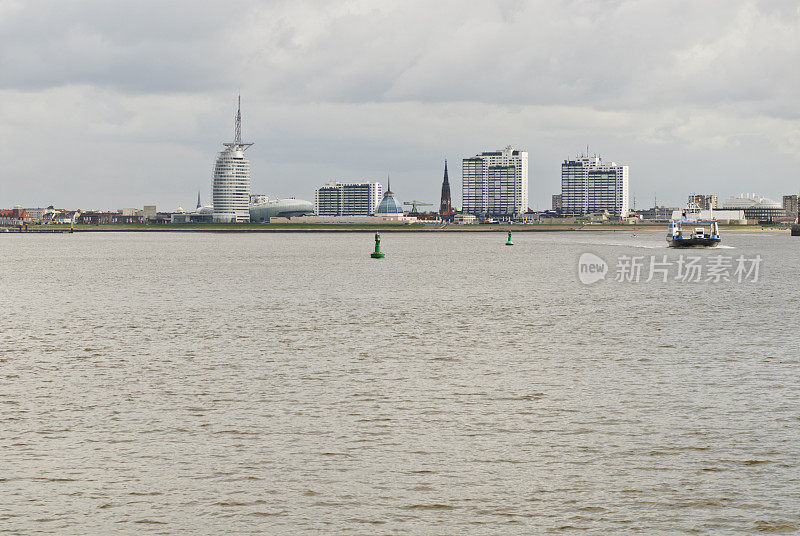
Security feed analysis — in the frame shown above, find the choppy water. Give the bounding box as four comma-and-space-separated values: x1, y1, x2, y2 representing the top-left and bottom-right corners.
2, 230, 799, 534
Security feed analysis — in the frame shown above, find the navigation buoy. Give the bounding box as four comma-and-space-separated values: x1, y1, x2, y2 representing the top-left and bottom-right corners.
370, 232, 385, 258
505, 231, 513, 246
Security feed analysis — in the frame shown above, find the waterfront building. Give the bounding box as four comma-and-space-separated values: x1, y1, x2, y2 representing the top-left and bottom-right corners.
269, 215, 417, 224
212, 97, 253, 222
552, 194, 562, 212
439, 161, 454, 221
172, 211, 213, 223
22, 208, 48, 222
462, 146, 528, 218
688, 194, 718, 210
782, 195, 798, 218
375, 178, 405, 217
0, 208, 32, 226
171, 192, 214, 223
314, 181, 382, 216
453, 213, 477, 224
142, 205, 157, 221
637, 206, 679, 221
78, 211, 115, 224
249, 196, 314, 222
722, 193, 784, 221
561, 154, 629, 217
112, 211, 144, 223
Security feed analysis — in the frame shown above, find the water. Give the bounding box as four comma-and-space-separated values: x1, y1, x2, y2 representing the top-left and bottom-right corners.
2, 231, 799, 534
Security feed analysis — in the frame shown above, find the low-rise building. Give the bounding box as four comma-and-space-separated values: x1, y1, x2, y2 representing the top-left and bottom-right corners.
78, 212, 115, 224
23, 208, 48, 222
269, 215, 417, 224
43, 209, 80, 224
722, 193, 784, 221
688, 194, 718, 210
142, 205, 157, 221
637, 206, 679, 221
0, 208, 32, 226
453, 213, 477, 224
782, 195, 798, 218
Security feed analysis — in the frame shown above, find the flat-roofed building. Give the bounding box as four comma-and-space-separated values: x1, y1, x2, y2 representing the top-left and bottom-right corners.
462, 146, 528, 218
782, 195, 798, 218
688, 194, 718, 210
314, 181, 382, 216
722, 193, 784, 220
562, 154, 629, 218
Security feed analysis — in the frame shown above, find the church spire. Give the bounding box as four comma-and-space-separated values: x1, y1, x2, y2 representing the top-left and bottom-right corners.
439, 159, 453, 221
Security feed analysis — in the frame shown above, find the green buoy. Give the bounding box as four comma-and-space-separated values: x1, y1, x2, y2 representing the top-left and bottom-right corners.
505, 230, 513, 246
371, 232, 386, 258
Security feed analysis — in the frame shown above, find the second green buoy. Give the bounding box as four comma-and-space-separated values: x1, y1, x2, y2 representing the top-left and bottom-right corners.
505, 231, 513, 246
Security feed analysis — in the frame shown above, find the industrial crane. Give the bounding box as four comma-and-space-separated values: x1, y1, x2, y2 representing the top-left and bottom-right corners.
403, 200, 433, 214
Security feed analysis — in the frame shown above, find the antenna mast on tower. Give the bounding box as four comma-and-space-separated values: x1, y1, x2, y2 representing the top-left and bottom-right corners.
224, 95, 253, 151
235, 95, 242, 144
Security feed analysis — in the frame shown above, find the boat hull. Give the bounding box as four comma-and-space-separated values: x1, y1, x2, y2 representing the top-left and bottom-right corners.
666, 237, 721, 248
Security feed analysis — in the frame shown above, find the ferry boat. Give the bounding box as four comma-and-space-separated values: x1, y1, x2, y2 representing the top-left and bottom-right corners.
666, 203, 721, 248
667, 219, 721, 248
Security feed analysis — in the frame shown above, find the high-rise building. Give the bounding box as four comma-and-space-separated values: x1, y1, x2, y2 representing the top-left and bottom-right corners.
461, 146, 528, 217
782, 195, 798, 218
314, 182, 383, 216
561, 155, 629, 217
212, 96, 253, 223
439, 160, 454, 221
688, 194, 718, 210
552, 194, 562, 212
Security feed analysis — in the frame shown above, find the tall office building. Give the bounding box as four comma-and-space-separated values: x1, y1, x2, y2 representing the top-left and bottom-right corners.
213, 96, 253, 222
462, 146, 528, 217
439, 160, 454, 221
314, 182, 383, 216
561, 155, 629, 217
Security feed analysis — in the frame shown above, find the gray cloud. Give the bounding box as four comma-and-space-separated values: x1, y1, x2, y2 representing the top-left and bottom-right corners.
0, 0, 798, 211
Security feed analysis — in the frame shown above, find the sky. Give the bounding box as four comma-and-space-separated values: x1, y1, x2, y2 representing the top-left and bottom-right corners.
0, 0, 798, 211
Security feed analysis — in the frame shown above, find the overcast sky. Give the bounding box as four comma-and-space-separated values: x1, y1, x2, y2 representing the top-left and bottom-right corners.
1, 0, 798, 211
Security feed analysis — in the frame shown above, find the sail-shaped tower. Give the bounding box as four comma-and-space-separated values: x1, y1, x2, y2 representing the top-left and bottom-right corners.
212, 96, 253, 222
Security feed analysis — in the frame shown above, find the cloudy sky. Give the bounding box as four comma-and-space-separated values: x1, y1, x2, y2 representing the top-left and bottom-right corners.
1, 0, 798, 211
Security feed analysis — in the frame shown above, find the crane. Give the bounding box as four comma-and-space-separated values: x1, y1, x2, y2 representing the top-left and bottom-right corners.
403, 200, 433, 214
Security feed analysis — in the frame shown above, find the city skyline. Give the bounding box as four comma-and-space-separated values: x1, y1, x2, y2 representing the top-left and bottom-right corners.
1, 1, 799, 211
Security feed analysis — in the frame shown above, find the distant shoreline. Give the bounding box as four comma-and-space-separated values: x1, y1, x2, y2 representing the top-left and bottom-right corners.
2, 223, 792, 234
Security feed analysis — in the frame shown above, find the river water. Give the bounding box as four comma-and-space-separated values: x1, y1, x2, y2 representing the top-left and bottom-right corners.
1, 231, 798, 534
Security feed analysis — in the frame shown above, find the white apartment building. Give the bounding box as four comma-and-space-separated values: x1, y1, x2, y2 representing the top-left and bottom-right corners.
314, 182, 383, 216
561, 155, 629, 217
462, 146, 528, 217
213, 97, 253, 223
